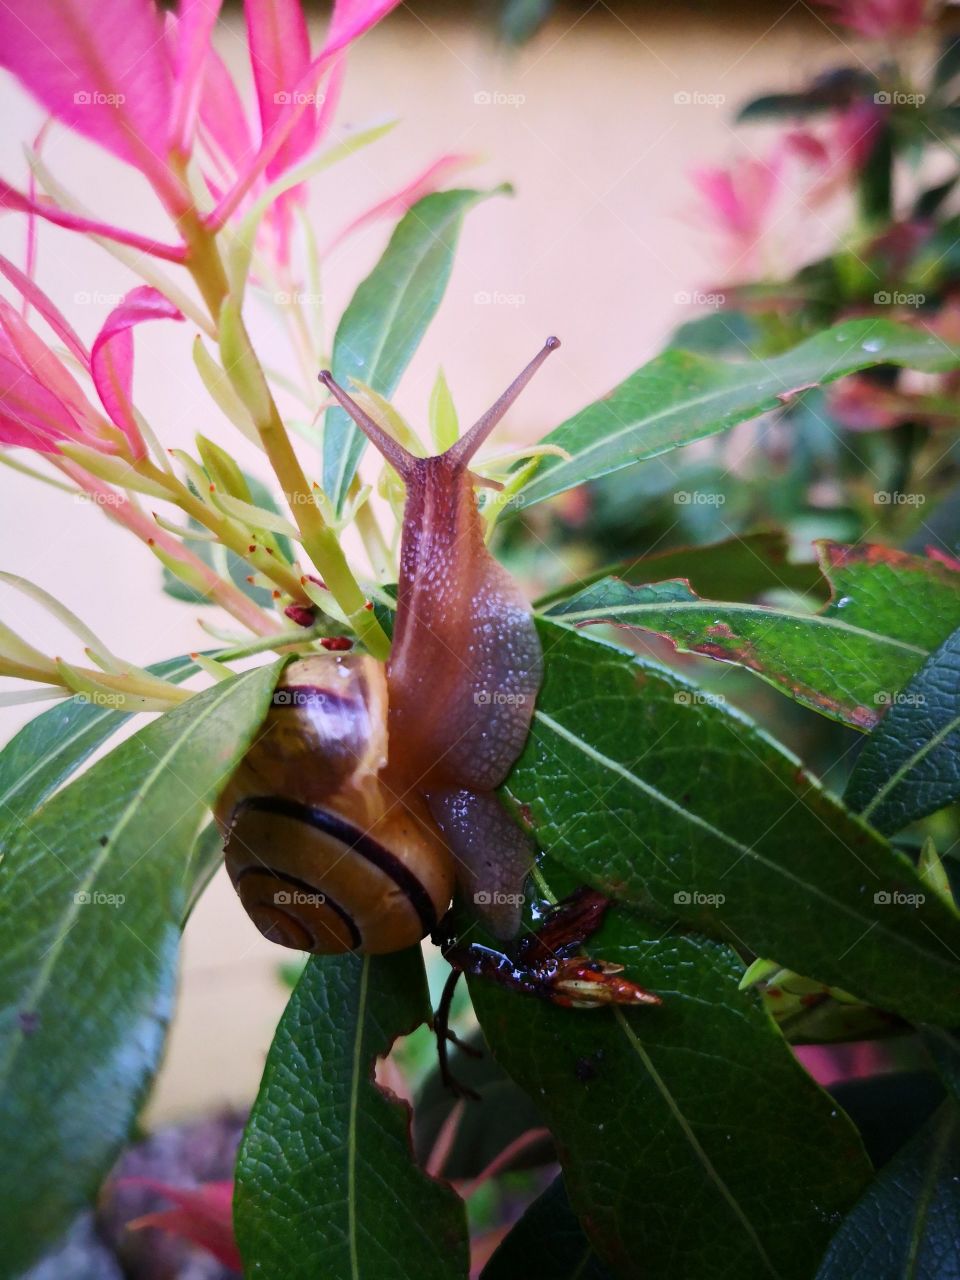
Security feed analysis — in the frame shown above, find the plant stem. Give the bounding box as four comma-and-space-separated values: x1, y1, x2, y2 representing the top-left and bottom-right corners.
137, 459, 307, 603
182, 216, 390, 658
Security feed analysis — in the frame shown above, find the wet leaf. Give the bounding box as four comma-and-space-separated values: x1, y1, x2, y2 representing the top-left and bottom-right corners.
0, 663, 281, 1275
544, 543, 960, 729
503, 622, 960, 1026
322, 187, 506, 511
518, 321, 960, 508
845, 626, 960, 832
234, 949, 468, 1279
472, 890, 871, 1280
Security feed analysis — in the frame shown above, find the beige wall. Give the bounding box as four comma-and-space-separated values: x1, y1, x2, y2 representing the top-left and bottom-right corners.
0, 5, 873, 1119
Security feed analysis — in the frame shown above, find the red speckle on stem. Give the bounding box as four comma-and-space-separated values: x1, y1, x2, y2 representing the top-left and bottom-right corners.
320, 636, 353, 651
284, 604, 315, 628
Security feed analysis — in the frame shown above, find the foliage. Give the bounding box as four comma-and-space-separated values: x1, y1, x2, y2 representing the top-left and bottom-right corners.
2, 2, 960, 1279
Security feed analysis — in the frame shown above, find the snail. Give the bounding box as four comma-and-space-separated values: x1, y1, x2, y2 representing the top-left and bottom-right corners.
214, 339, 560, 956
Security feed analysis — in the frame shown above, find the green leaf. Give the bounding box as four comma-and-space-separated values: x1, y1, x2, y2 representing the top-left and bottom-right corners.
504, 622, 960, 1026
736, 70, 877, 123
322, 186, 507, 511
481, 1174, 614, 1280
0, 654, 198, 841
517, 321, 960, 508
845, 626, 960, 832
234, 949, 469, 1280
535, 529, 824, 610
815, 1103, 960, 1280
471, 893, 871, 1280
544, 543, 960, 729
0, 662, 282, 1274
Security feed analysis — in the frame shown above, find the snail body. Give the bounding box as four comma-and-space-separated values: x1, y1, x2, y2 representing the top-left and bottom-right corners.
215, 339, 560, 955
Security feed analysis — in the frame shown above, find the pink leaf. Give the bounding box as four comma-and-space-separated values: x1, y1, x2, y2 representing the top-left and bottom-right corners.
818, 0, 929, 39
794, 1041, 892, 1087
0, 299, 97, 432
0, 0, 182, 208
197, 45, 257, 187
91, 286, 183, 459
119, 1179, 240, 1272
169, 0, 224, 156
326, 152, 476, 252
208, 0, 403, 228
0, 352, 90, 452
245, 0, 316, 179
0, 253, 89, 365
0, 181, 188, 263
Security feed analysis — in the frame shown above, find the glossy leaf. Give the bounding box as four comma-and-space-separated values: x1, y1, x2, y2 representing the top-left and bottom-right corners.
322, 186, 505, 510
545, 543, 960, 729
815, 1103, 960, 1280
481, 1174, 614, 1280
845, 626, 960, 833
234, 949, 468, 1279
0, 663, 282, 1274
504, 623, 960, 1026
517, 321, 960, 508
0, 654, 198, 843
471, 891, 871, 1280
535, 529, 825, 610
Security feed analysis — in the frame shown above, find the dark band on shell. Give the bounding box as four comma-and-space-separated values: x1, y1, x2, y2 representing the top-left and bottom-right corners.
232, 863, 362, 950
233, 795, 441, 936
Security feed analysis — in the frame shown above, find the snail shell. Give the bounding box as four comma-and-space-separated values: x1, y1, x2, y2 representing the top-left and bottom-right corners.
213, 655, 454, 955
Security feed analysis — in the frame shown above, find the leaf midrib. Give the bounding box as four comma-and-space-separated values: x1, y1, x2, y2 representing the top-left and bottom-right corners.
0, 674, 245, 1092
551, 598, 928, 656
613, 1008, 781, 1279
904, 1109, 956, 1278
523, 324, 942, 503
329, 201, 470, 504
0, 708, 116, 818
534, 709, 958, 977
860, 711, 960, 821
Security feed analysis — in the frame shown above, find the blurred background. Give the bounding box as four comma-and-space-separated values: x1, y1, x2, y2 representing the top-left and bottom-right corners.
0, 0, 950, 1133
